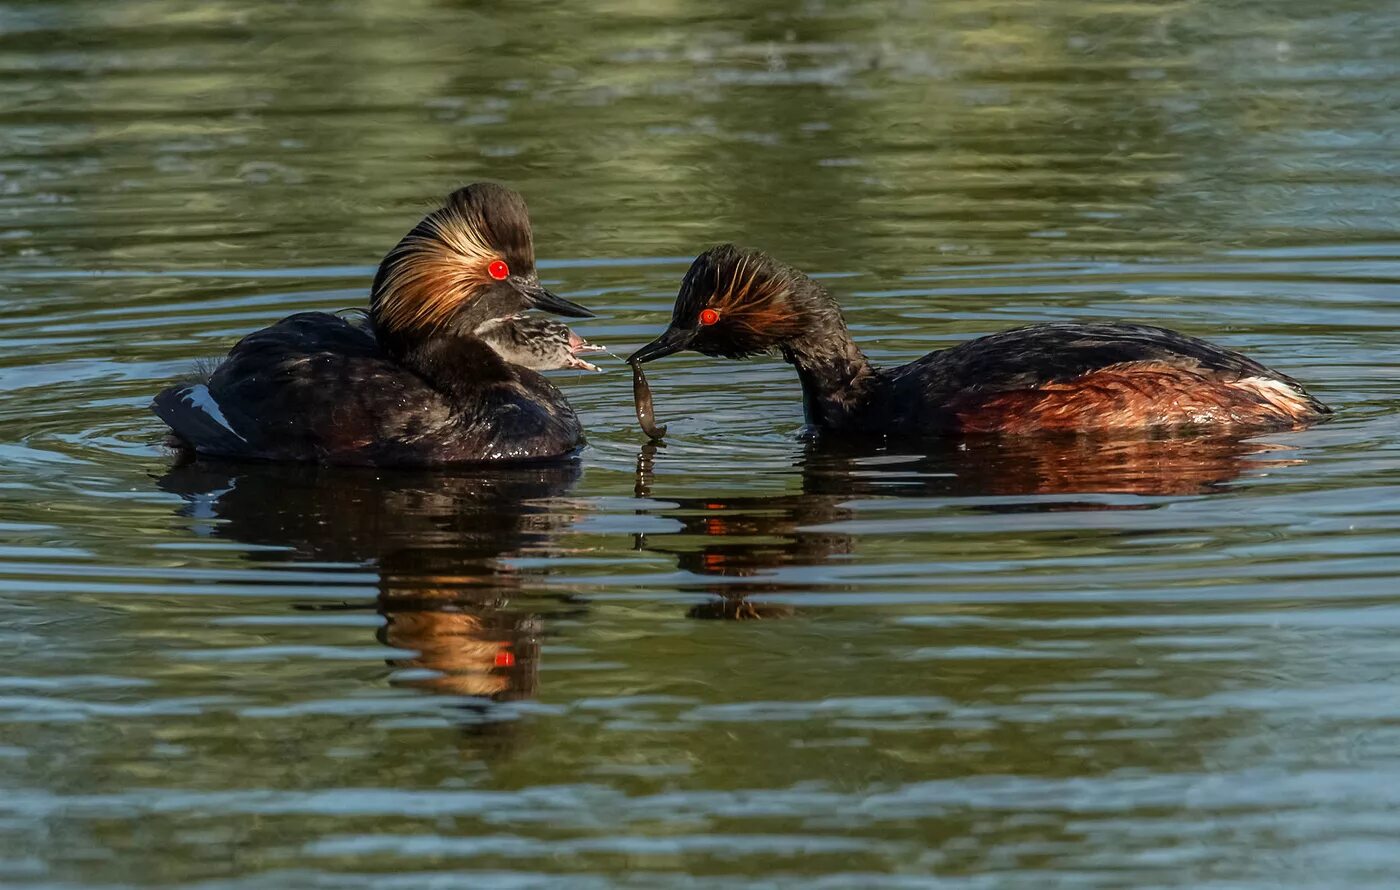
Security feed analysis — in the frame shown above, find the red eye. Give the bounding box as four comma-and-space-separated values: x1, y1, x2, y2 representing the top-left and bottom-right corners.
488, 259, 510, 281
699, 308, 720, 326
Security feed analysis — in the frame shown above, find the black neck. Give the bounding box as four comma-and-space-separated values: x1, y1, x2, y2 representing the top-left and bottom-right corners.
778, 298, 874, 431
381, 330, 512, 404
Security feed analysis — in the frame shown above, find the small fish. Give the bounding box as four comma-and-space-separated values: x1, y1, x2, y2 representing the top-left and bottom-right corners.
631, 360, 667, 439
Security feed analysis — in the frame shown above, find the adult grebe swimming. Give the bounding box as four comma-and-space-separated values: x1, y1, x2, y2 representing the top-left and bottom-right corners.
628, 245, 1329, 438
154, 183, 594, 466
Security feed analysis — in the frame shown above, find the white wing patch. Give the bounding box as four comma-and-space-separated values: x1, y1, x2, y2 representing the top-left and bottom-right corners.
181, 384, 247, 442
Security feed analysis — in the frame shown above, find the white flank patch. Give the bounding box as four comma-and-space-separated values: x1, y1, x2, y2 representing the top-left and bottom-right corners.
181, 384, 247, 442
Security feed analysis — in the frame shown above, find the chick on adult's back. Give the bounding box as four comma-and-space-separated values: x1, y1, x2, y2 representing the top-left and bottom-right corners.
153, 183, 595, 466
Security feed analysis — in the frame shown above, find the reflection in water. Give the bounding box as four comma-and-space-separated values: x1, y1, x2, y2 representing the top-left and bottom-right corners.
157, 431, 1303, 687
639, 434, 1304, 618
158, 461, 583, 702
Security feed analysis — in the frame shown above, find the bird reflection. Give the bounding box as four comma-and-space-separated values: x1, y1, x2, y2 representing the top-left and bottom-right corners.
635, 433, 1305, 619
156, 429, 1307, 695
157, 460, 583, 703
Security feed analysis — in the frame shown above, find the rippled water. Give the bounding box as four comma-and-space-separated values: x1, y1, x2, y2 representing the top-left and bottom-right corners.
2, 1, 1399, 886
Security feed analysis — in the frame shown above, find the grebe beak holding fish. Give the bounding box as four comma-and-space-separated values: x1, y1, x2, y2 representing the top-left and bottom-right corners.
629, 244, 1329, 440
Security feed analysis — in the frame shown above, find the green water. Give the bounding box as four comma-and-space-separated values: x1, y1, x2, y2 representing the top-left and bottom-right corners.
1, 1, 1399, 886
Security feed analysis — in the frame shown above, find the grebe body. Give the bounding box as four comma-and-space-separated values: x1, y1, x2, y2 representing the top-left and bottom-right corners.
629, 246, 1329, 437
153, 183, 593, 466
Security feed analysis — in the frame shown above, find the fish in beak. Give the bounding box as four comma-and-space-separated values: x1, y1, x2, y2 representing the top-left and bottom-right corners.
627, 329, 693, 439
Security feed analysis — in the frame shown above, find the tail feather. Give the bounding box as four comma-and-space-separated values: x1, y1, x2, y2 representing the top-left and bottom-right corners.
152, 383, 251, 457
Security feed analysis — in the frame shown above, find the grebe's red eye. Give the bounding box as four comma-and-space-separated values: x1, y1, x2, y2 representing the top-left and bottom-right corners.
699, 308, 720, 326
488, 259, 510, 281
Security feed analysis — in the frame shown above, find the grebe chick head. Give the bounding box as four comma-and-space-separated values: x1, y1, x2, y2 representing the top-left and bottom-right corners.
473, 314, 605, 372
628, 244, 840, 365
369, 182, 591, 354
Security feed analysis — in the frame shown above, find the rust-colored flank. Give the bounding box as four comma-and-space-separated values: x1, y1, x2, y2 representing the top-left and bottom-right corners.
952, 362, 1323, 435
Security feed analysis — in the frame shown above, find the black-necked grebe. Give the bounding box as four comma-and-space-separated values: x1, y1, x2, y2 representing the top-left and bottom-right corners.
153, 183, 593, 466
628, 245, 1330, 437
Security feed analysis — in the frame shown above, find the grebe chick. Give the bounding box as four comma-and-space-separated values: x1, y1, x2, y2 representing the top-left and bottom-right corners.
153, 183, 594, 466
473, 315, 605, 372
333, 307, 602, 372
628, 245, 1330, 437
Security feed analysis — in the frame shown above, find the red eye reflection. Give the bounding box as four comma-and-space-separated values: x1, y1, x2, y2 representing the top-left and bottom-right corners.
699, 308, 720, 326
488, 259, 510, 281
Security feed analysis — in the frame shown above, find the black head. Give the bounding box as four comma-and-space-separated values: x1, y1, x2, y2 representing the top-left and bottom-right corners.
629, 245, 833, 365
369, 183, 591, 348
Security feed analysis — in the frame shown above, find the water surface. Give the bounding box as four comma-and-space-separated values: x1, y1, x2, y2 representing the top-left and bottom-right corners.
1, 1, 1399, 886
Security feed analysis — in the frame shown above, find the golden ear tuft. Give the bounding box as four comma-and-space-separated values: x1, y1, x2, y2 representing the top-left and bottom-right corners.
372, 203, 501, 334
707, 252, 803, 338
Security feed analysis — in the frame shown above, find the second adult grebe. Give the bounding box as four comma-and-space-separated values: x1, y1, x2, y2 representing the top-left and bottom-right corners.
628, 245, 1329, 437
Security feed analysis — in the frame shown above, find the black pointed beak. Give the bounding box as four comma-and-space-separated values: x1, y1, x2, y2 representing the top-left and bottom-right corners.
628, 327, 692, 364
516, 279, 594, 318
